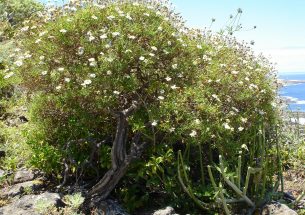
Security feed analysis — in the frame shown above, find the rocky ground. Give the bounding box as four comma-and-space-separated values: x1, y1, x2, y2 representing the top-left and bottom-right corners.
0, 168, 303, 215
0, 168, 181, 215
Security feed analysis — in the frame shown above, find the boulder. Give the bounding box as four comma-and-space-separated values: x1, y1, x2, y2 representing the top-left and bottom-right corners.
0, 192, 61, 215
153, 206, 178, 215
88, 199, 129, 215
13, 168, 35, 184
0, 180, 43, 198
261, 201, 297, 215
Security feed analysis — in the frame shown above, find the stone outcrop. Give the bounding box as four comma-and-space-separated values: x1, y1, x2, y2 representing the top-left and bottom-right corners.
0, 192, 61, 215
261, 201, 298, 215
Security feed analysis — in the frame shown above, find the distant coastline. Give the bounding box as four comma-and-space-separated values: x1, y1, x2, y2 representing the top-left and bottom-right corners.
279, 79, 305, 86
278, 72, 305, 112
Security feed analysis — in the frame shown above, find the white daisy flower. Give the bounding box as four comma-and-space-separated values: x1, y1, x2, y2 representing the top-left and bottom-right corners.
4, 72, 14, 79
100, 34, 107, 39
39, 31, 47, 37
89, 73, 96, 78
151, 46, 158, 51
41, 71, 48, 75
113, 90, 120, 95
195, 119, 201, 125
106, 70, 112, 75
163, 49, 169, 55
20, 26, 29, 32
56, 85, 62, 90
88, 58, 95, 62
223, 123, 232, 130
82, 79, 92, 86
212, 94, 218, 99
189, 130, 197, 137
151, 120, 157, 126
58, 67, 64, 72
126, 14, 132, 20
170, 85, 178, 90
91, 15, 98, 20
106, 57, 114, 62
88, 35, 95, 42
89, 62, 97, 67
64, 77, 70, 82
107, 15, 115, 20
165, 76, 172, 82
59, 29, 67, 33
172, 64, 178, 69
169, 127, 175, 132
77, 47, 84, 55
158, 96, 164, 100
241, 117, 247, 123
112, 32, 120, 37
14, 60, 23, 67
139, 56, 145, 61
128, 35, 136, 39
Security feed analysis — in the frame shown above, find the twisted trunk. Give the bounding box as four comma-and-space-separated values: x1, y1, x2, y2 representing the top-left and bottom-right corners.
87, 102, 146, 199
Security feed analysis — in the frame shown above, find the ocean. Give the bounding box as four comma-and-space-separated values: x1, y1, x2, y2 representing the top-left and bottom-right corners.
279, 72, 305, 112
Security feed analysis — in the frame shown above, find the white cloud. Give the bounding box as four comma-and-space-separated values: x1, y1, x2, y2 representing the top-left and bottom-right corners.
258, 47, 305, 72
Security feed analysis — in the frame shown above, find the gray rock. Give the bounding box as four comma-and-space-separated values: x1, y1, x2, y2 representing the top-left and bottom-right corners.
0, 180, 42, 198
0, 192, 61, 215
13, 168, 35, 183
153, 206, 178, 215
89, 199, 129, 215
262, 201, 297, 215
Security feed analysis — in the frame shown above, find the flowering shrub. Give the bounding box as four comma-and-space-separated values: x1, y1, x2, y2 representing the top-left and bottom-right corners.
11, 0, 280, 212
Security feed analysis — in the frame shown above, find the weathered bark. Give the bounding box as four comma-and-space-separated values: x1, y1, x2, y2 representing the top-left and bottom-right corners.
87, 102, 146, 199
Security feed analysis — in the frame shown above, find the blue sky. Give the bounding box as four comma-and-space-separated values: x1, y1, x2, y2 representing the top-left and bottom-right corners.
39, 0, 305, 72
171, 0, 305, 72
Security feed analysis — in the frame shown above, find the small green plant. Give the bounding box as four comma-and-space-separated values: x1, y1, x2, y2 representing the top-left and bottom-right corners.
35, 199, 55, 214
63, 192, 85, 211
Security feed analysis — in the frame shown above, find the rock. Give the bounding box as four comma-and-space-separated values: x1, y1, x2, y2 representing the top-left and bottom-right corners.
88, 199, 129, 215
13, 168, 35, 183
153, 206, 178, 215
0, 180, 43, 198
0, 192, 61, 215
262, 201, 297, 215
